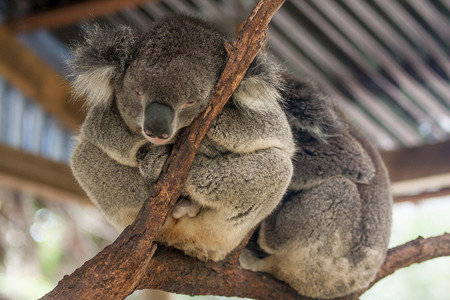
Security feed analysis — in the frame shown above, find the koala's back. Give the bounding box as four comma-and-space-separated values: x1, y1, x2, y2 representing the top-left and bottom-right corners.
243, 76, 392, 299
281, 75, 392, 253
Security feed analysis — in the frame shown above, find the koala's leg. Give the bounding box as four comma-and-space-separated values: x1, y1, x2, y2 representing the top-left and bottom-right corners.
240, 176, 385, 299
71, 140, 151, 230
156, 148, 293, 262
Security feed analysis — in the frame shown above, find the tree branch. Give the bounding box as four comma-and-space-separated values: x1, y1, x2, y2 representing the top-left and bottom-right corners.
139, 246, 303, 300
41, 0, 285, 298
136, 234, 450, 300
339, 233, 450, 300
360, 233, 450, 294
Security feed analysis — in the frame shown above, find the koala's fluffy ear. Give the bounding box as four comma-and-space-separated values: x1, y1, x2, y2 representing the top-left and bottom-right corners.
232, 53, 284, 112
285, 78, 343, 140
234, 52, 342, 140
69, 25, 139, 107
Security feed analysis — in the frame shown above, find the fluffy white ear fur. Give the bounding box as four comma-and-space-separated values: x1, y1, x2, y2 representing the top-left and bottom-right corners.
233, 77, 283, 112
72, 66, 116, 107
289, 116, 334, 142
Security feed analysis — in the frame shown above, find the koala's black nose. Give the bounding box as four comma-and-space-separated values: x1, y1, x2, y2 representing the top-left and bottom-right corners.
144, 102, 174, 139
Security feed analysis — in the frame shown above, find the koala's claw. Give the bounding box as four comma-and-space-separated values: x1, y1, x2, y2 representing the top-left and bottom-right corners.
172, 197, 201, 219
136, 142, 151, 160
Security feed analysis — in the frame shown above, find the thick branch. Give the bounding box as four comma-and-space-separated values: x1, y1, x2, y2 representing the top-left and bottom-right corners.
41, 0, 285, 298
139, 246, 303, 300
340, 233, 450, 299
137, 234, 450, 300
361, 233, 450, 294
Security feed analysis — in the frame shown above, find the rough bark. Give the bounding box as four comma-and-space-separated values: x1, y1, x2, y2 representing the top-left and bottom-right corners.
341, 233, 450, 300
41, 0, 286, 299
360, 233, 450, 294
136, 234, 450, 300
139, 246, 303, 300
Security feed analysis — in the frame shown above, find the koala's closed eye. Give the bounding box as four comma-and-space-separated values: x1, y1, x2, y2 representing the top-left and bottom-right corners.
183, 100, 197, 108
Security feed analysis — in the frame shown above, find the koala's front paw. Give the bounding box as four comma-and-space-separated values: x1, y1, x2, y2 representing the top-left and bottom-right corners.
172, 197, 201, 219
138, 145, 170, 182
136, 142, 152, 160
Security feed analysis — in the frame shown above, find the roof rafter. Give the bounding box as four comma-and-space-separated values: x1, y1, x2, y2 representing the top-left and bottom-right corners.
0, 26, 85, 130
5, 0, 160, 33
382, 140, 450, 201
382, 140, 450, 182
0, 143, 88, 204
1, 139, 449, 206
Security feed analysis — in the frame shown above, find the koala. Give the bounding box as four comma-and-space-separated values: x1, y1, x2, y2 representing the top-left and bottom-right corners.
69, 16, 295, 262
69, 16, 391, 299
239, 76, 392, 298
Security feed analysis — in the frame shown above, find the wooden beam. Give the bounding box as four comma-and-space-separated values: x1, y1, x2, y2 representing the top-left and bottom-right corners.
382, 140, 450, 182
4, 0, 160, 33
0, 143, 89, 205
0, 26, 85, 131
1, 139, 448, 206
394, 187, 450, 203
382, 140, 450, 201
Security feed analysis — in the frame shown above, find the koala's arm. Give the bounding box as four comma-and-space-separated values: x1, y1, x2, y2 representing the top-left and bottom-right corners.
186, 149, 292, 212
81, 104, 147, 167
289, 132, 376, 191
282, 78, 376, 190
206, 104, 295, 156
71, 139, 150, 231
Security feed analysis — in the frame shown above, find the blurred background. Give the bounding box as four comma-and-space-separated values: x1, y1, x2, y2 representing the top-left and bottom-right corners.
0, 0, 449, 299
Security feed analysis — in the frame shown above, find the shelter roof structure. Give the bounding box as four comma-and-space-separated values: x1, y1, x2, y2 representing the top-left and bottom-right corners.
0, 0, 449, 201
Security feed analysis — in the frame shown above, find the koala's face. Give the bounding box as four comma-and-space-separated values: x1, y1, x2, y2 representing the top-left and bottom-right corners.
115, 56, 217, 145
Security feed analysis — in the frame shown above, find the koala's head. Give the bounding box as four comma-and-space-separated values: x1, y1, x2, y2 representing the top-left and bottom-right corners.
70, 15, 283, 145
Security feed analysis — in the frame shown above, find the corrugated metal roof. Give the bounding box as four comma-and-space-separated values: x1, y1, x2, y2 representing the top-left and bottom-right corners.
0, 76, 74, 162
0, 0, 449, 155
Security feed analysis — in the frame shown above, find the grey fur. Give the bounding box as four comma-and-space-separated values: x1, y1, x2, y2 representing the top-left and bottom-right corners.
69, 16, 391, 299
70, 16, 294, 263
240, 76, 392, 298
